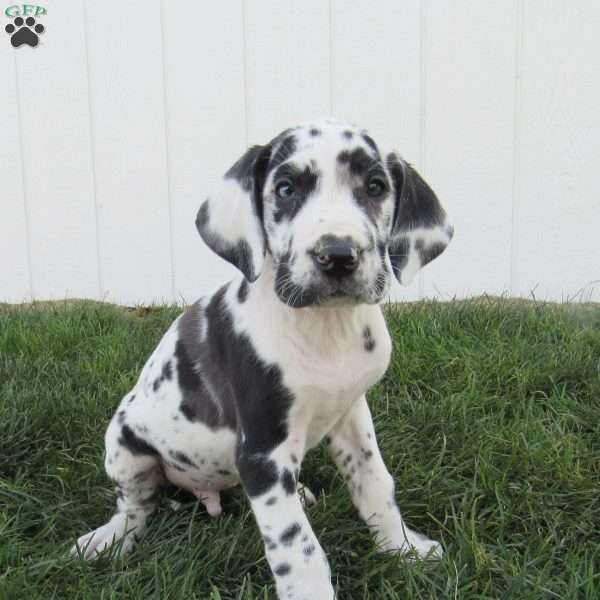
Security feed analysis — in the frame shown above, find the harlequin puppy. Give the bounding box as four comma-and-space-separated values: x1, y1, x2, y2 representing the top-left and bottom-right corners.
72, 118, 453, 599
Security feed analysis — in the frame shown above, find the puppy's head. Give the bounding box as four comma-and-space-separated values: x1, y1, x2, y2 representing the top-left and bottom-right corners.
197, 119, 453, 308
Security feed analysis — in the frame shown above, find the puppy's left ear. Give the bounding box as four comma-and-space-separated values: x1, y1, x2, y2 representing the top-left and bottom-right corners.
196, 145, 271, 282
386, 153, 454, 286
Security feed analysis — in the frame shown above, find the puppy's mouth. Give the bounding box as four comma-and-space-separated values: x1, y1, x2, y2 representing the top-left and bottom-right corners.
275, 282, 361, 308
274, 264, 387, 309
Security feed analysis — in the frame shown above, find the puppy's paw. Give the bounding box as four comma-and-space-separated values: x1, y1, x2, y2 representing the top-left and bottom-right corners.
71, 514, 136, 560
297, 482, 317, 507
380, 527, 443, 560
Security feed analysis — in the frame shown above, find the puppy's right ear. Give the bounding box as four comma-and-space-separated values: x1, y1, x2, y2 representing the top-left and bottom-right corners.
196, 145, 271, 282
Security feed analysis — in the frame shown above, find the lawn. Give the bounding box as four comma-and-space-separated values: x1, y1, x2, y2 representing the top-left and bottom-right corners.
1, 298, 599, 599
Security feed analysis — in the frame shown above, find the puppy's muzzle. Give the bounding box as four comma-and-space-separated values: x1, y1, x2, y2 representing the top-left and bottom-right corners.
310, 235, 363, 277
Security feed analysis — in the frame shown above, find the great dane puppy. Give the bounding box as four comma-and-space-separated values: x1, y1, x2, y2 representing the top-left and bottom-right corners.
72, 118, 453, 599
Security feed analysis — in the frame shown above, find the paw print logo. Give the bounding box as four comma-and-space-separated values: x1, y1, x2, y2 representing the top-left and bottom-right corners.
5, 16, 45, 48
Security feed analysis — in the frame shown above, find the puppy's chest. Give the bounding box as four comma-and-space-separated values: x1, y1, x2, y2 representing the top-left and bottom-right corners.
283, 324, 391, 444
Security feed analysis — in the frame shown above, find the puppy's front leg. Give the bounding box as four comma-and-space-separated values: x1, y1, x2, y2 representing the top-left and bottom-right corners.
328, 396, 442, 559
237, 439, 335, 600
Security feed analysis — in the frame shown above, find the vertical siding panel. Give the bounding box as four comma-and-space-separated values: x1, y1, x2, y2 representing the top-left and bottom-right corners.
162, 0, 247, 303
244, 0, 331, 142
516, 1, 600, 302
0, 51, 30, 302
15, 0, 98, 300
82, 0, 102, 299
158, 0, 175, 302
85, 0, 171, 305
510, 0, 524, 297
331, 0, 422, 301
422, 0, 517, 299
331, 0, 421, 158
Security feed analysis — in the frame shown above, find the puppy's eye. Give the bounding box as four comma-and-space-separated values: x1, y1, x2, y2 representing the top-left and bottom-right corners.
275, 180, 295, 199
366, 176, 387, 198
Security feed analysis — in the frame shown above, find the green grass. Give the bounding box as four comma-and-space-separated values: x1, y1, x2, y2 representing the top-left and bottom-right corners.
1, 298, 599, 599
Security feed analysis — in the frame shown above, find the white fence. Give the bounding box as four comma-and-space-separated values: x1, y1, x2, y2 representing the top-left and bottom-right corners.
2, 0, 599, 305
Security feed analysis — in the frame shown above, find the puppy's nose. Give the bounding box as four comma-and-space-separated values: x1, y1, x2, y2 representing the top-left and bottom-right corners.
311, 236, 361, 276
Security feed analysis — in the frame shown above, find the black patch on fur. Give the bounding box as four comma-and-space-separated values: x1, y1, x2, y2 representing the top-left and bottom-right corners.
281, 468, 296, 495
266, 496, 278, 506
337, 148, 389, 221
162, 361, 173, 381
237, 278, 249, 303
343, 130, 354, 139
119, 425, 160, 458
274, 250, 319, 308
225, 144, 265, 192
169, 450, 197, 468
269, 134, 297, 172
202, 286, 294, 455
274, 563, 291, 577
175, 310, 202, 387
280, 522, 301, 546
153, 378, 161, 392
361, 447, 373, 460
264, 535, 278, 551
415, 239, 447, 267
217, 469, 231, 476
196, 201, 210, 228
216, 239, 257, 283
237, 453, 279, 498
303, 544, 316, 556
117, 410, 126, 425
154, 274, 296, 499
337, 147, 376, 176
363, 326, 375, 352
176, 297, 235, 429
176, 336, 222, 426
389, 236, 409, 280
361, 133, 379, 156
272, 164, 318, 224
196, 160, 267, 283
387, 153, 446, 233
343, 453, 353, 467
309, 128, 321, 137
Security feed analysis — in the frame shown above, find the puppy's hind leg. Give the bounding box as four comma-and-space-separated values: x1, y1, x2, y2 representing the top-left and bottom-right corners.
72, 415, 164, 560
